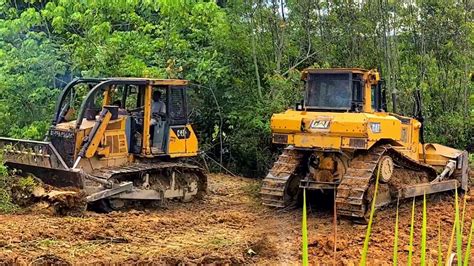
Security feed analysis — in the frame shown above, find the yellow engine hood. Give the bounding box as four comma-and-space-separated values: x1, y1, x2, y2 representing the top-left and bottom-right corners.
271, 110, 372, 137
270, 109, 403, 150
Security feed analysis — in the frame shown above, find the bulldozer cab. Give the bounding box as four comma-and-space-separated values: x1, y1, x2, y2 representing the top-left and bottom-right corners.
52, 78, 197, 160
301, 68, 385, 113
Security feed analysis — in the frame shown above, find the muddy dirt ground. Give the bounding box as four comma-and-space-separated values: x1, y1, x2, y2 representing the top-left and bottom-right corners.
0, 174, 472, 265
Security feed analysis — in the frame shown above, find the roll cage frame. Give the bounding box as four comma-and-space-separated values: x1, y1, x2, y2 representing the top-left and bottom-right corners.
52, 78, 190, 130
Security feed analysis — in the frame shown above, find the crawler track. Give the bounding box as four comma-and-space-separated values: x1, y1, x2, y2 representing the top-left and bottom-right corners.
335, 145, 437, 219
90, 161, 207, 194
261, 145, 440, 220
87, 161, 207, 211
260, 148, 304, 207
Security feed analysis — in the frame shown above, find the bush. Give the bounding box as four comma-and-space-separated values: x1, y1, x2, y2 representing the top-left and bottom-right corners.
0, 154, 18, 213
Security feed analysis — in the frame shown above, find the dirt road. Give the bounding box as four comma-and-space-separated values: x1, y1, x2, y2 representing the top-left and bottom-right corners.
0, 174, 472, 265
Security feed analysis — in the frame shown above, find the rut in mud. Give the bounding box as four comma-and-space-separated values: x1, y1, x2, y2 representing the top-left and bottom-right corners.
0, 173, 472, 265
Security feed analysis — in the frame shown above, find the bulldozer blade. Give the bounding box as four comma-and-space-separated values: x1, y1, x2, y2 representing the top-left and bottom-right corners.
0, 137, 70, 169
0, 137, 83, 188
398, 179, 459, 199
5, 162, 84, 189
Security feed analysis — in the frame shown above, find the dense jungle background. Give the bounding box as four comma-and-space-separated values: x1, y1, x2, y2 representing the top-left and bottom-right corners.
0, 0, 472, 177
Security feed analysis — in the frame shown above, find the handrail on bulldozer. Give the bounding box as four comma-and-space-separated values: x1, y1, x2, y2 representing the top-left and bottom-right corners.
75, 79, 149, 129
73, 78, 190, 129
52, 78, 107, 126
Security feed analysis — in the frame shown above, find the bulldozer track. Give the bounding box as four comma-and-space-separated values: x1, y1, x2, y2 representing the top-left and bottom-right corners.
260, 148, 304, 208
82, 161, 209, 212
261, 144, 439, 219
86, 161, 208, 204
335, 145, 437, 219
90, 161, 205, 181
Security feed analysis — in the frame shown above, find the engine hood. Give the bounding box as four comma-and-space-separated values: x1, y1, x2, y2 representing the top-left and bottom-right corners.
271, 110, 382, 137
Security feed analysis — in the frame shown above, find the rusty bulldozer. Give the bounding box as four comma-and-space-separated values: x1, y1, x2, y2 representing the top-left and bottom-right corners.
0, 78, 206, 212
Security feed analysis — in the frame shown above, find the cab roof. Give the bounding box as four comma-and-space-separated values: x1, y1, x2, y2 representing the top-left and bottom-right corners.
104, 77, 188, 86
301, 68, 372, 80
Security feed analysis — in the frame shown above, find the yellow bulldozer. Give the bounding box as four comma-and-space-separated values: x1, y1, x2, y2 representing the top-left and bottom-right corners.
0, 78, 206, 211
261, 68, 470, 219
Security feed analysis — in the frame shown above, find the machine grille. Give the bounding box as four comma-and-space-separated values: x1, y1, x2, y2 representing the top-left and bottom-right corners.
49, 129, 76, 167
349, 138, 367, 149
105, 134, 128, 154
273, 134, 288, 144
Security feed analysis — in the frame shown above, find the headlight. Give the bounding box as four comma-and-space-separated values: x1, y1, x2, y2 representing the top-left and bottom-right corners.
369, 122, 381, 133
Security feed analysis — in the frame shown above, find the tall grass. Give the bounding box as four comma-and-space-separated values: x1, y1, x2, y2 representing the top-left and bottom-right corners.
360, 173, 472, 265
461, 195, 467, 233
463, 220, 473, 266
454, 188, 462, 265
359, 162, 381, 266
446, 218, 456, 265
302, 188, 308, 266
421, 193, 427, 265
403, 190, 471, 265
407, 197, 415, 265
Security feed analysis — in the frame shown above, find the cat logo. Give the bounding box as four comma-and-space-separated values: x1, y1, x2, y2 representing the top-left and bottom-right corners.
310, 120, 330, 129
172, 127, 191, 139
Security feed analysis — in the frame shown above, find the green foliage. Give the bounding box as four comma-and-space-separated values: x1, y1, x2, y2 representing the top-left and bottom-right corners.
0, 154, 18, 213
17, 175, 37, 193
0, 154, 7, 177
0, 0, 471, 176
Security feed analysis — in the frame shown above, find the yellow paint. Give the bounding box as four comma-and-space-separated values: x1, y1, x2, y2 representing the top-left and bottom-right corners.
270, 68, 464, 168
169, 152, 198, 158
271, 114, 302, 133
142, 84, 152, 155
102, 87, 112, 106
294, 134, 342, 149
97, 146, 110, 157
85, 111, 112, 158
272, 108, 408, 150
98, 118, 128, 158
364, 69, 380, 113
74, 129, 85, 160
422, 143, 462, 167
168, 124, 198, 156
184, 124, 199, 154
150, 79, 188, 86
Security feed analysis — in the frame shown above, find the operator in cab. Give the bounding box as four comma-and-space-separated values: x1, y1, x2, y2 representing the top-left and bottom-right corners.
152, 91, 166, 117
150, 90, 166, 152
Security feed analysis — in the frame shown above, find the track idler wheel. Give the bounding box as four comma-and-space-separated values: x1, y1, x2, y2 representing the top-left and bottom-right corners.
379, 156, 394, 183
283, 175, 301, 206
